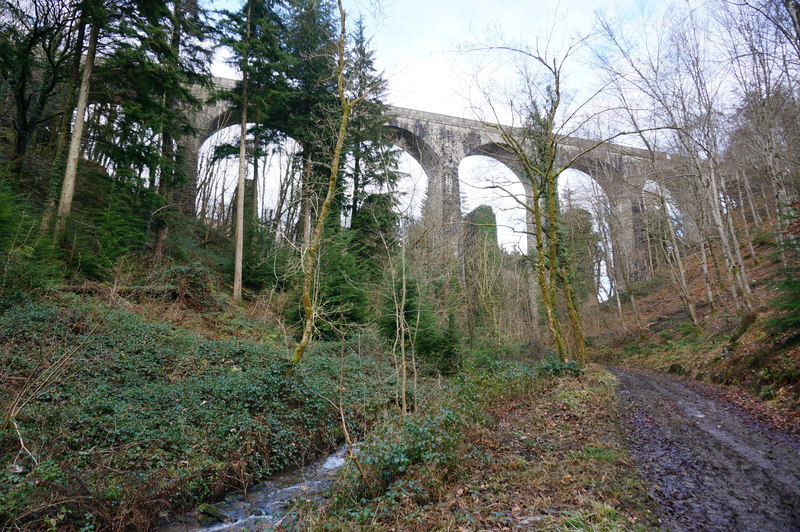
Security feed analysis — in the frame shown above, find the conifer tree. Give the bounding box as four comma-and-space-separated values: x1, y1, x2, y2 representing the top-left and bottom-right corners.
284, 0, 337, 241
54, 0, 101, 238
219, 0, 290, 299
343, 17, 401, 224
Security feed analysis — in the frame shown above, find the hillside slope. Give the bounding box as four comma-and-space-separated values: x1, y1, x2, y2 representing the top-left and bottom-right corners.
590, 235, 800, 415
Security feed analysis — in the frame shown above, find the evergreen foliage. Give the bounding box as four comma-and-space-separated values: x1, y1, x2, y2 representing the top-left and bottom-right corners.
766, 203, 800, 335
342, 17, 403, 223
243, 229, 294, 292
0, 177, 59, 303
559, 206, 601, 303
0, 0, 74, 161
350, 192, 398, 275
0, 299, 395, 529
216, 0, 292, 167
314, 227, 370, 337
63, 162, 156, 277
377, 272, 461, 374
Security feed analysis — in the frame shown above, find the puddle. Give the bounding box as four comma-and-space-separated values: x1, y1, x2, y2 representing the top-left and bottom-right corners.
160, 445, 353, 531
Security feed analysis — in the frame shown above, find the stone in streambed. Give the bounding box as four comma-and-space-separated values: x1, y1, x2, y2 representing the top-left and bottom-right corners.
197, 503, 231, 525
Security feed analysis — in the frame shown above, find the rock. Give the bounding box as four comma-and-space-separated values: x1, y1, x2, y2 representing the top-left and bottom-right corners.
8, 463, 29, 475
197, 503, 231, 526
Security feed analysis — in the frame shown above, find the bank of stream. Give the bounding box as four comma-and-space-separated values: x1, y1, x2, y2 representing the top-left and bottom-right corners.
160, 445, 352, 531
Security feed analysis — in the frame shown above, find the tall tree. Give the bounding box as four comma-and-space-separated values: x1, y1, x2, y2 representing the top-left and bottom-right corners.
596, 5, 755, 315
720, 0, 800, 266
153, 0, 214, 258
54, 0, 101, 238
342, 16, 400, 224
218, 0, 289, 299
494, 97, 576, 363
233, 0, 252, 302
292, 0, 368, 363
284, 0, 337, 242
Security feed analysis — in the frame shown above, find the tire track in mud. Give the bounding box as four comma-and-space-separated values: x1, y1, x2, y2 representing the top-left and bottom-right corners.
610, 367, 800, 532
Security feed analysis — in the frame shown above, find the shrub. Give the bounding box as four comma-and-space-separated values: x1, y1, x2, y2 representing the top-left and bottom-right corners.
154, 263, 220, 310
536, 355, 584, 378
629, 277, 666, 298
377, 278, 462, 375
327, 359, 538, 515
243, 237, 294, 292
766, 266, 800, 336
64, 163, 155, 278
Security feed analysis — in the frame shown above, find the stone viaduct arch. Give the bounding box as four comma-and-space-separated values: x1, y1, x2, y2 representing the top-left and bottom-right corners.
184, 77, 694, 279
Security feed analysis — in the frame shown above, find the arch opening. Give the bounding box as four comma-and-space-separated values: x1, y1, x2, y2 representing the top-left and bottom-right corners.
458, 154, 527, 253
393, 151, 429, 220
558, 169, 615, 302
381, 125, 439, 220
339, 139, 428, 227
196, 124, 302, 239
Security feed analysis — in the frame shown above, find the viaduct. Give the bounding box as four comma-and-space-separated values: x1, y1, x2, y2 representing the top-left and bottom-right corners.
183, 77, 696, 279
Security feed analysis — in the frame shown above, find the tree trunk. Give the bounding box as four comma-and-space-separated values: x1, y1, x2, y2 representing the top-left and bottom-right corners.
252, 135, 259, 236
735, 173, 759, 265
661, 192, 699, 327
232, 1, 251, 303
699, 239, 716, 310
350, 151, 361, 225
54, 20, 99, 239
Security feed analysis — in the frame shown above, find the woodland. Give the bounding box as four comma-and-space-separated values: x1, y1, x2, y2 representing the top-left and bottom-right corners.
0, 0, 799, 529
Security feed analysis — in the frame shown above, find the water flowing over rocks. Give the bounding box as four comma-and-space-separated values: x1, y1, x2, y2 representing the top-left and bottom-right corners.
160, 445, 352, 531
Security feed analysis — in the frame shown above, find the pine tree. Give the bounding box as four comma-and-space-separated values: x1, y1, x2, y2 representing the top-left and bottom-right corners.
283, 0, 338, 241
343, 17, 402, 225
218, 0, 291, 299
54, 0, 102, 238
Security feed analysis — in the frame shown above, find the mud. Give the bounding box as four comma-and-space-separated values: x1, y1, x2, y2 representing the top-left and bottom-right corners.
611, 367, 800, 532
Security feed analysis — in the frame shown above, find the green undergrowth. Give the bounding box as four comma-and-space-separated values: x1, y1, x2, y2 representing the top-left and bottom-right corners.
0, 295, 397, 530
293, 364, 657, 531
292, 356, 543, 529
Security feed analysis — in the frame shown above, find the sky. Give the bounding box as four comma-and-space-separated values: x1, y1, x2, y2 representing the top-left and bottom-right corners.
337, 0, 637, 118
212, 0, 640, 117
207, 0, 643, 251
337, 0, 640, 250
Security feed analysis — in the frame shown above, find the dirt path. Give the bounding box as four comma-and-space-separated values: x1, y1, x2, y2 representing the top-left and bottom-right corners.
611, 367, 800, 531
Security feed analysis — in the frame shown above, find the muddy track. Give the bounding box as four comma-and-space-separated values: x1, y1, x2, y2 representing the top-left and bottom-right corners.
610, 367, 800, 532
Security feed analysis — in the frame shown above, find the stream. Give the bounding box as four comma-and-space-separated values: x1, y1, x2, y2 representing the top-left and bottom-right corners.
159, 445, 352, 531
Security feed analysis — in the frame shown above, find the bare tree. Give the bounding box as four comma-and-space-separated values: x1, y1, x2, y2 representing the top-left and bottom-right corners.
467, 38, 591, 363
720, 0, 800, 266
596, 4, 755, 315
